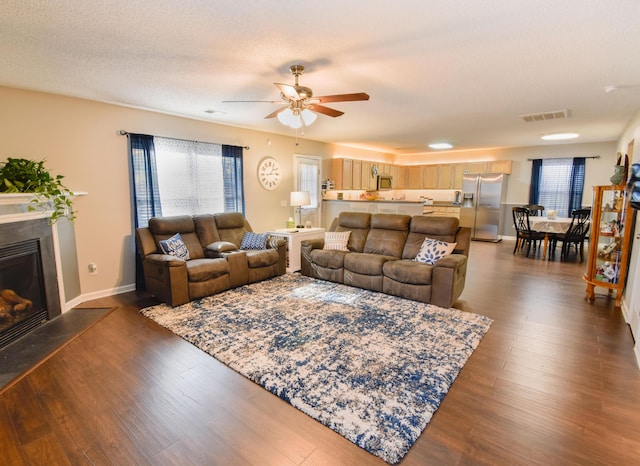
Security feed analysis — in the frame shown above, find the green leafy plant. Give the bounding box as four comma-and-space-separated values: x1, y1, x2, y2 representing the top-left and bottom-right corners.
0, 157, 76, 222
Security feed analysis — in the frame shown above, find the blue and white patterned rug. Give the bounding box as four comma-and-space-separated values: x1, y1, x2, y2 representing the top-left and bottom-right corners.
140, 274, 492, 464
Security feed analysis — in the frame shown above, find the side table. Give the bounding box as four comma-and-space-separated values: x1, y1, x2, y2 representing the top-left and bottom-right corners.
267, 227, 325, 273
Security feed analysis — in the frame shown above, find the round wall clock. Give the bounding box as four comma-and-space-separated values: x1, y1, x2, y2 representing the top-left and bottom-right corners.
257, 157, 282, 190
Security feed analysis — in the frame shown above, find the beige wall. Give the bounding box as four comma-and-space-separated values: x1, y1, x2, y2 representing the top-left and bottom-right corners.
0, 85, 621, 303
0, 86, 389, 301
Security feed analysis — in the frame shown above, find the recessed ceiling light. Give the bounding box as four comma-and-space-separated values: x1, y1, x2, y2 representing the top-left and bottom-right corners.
428, 142, 453, 150
541, 132, 579, 141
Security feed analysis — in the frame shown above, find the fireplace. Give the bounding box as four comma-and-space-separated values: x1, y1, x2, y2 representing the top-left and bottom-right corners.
0, 217, 61, 349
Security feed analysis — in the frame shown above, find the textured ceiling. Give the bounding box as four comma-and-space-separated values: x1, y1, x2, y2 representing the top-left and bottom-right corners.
2, 0, 640, 155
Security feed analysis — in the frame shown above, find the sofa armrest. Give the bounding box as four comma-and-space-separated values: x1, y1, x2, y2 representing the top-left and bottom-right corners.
300, 238, 325, 276
142, 254, 189, 306
205, 241, 238, 258
144, 253, 188, 266
431, 253, 468, 308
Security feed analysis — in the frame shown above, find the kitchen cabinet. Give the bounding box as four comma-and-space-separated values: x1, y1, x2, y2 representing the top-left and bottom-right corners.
422, 165, 438, 188
352, 160, 362, 189
452, 164, 466, 189
583, 184, 633, 308
407, 166, 422, 189
487, 160, 512, 174
331, 158, 353, 189
437, 164, 453, 189
465, 161, 487, 174
424, 206, 460, 219
330, 158, 512, 190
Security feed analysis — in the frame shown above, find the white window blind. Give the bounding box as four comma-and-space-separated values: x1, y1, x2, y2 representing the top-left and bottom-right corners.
154, 137, 225, 216
538, 158, 572, 215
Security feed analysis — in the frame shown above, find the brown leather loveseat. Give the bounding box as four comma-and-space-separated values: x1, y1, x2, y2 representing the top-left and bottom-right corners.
136, 213, 286, 306
300, 212, 471, 308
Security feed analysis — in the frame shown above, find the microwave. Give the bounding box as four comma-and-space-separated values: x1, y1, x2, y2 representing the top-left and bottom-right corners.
377, 175, 393, 190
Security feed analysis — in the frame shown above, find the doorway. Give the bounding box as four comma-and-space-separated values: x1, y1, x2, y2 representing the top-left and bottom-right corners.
293, 154, 322, 228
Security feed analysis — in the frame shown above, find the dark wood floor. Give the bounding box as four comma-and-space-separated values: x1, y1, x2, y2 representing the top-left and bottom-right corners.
1, 240, 639, 465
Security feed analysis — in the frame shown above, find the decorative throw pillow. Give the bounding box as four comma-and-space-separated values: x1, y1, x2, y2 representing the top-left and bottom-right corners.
323, 231, 351, 251
240, 232, 270, 250
158, 233, 190, 261
414, 237, 457, 265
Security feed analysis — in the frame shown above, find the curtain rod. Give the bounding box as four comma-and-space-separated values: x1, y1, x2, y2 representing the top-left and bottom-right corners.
118, 130, 250, 150
527, 155, 600, 161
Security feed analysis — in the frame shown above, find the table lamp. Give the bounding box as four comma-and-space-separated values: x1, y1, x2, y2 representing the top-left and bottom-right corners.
290, 191, 310, 228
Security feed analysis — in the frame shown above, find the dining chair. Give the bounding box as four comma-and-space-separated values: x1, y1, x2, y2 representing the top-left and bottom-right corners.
512, 207, 546, 256
550, 208, 591, 261
522, 204, 545, 216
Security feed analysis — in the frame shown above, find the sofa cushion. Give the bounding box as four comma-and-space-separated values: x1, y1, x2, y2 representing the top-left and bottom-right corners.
214, 212, 252, 247
363, 214, 411, 257
309, 249, 349, 269
383, 260, 433, 285
324, 231, 351, 251
245, 249, 280, 268
414, 238, 457, 265
159, 233, 190, 261
240, 232, 269, 250
186, 258, 230, 282
149, 215, 205, 259
344, 252, 396, 276
403, 216, 459, 259
334, 212, 371, 252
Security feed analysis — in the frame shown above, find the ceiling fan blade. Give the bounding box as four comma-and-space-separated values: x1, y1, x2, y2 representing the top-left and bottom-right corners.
264, 106, 289, 119
274, 83, 301, 101
307, 104, 344, 118
314, 92, 370, 103
222, 100, 283, 103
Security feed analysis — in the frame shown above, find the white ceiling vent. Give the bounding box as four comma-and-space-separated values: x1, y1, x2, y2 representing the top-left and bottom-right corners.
520, 109, 569, 122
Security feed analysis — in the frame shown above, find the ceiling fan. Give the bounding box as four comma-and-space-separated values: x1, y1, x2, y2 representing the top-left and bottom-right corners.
225, 65, 369, 128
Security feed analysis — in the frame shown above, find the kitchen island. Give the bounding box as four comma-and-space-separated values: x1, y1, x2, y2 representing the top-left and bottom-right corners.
322, 199, 425, 227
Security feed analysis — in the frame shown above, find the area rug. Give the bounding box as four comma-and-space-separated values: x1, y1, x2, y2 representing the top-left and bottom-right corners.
140, 274, 492, 464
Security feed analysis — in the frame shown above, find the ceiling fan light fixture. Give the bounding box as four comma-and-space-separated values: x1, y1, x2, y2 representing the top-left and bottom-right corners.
301, 108, 317, 126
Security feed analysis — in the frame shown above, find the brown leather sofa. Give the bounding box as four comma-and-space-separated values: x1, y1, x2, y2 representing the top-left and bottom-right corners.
135, 213, 286, 306
300, 212, 471, 308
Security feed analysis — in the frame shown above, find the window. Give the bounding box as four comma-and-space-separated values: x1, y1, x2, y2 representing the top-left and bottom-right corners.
529, 157, 585, 217
129, 134, 244, 228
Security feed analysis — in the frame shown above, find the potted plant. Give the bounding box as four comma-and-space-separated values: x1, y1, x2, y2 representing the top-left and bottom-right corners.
0, 157, 76, 222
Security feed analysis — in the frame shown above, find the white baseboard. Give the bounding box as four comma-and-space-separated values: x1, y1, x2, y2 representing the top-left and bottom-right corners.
63, 283, 136, 312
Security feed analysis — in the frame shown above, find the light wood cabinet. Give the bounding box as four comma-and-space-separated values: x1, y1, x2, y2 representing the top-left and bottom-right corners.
422, 165, 438, 189
452, 164, 466, 189
466, 162, 487, 174
584, 185, 633, 308
487, 160, 512, 174
408, 166, 422, 189
396, 166, 409, 189
330, 158, 512, 190
437, 164, 453, 189
351, 160, 362, 189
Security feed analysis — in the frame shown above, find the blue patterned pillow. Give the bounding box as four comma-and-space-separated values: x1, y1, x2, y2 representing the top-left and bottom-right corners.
240, 232, 269, 250
414, 237, 457, 265
159, 233, 190, 260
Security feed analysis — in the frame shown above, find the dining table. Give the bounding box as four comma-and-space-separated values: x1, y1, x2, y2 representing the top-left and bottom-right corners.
528, 216, 574, 259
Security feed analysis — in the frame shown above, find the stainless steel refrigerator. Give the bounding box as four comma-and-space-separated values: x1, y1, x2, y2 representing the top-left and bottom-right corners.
459, 173, 508, 242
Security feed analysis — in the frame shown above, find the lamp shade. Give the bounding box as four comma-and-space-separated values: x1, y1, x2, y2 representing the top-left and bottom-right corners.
290, 191, 310, 207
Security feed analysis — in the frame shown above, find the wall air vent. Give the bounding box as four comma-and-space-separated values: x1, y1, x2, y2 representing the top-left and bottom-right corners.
520, 109, 569, 122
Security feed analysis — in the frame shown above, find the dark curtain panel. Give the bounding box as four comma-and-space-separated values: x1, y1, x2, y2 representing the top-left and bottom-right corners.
222, 144, 245, 214
529, 158, 542, 204
129, 133, 161, 290
569, 157, 586, 214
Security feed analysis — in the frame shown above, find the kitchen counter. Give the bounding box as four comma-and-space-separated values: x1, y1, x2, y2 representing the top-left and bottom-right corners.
322, 199, 425, 226
323, 199, 423, 204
